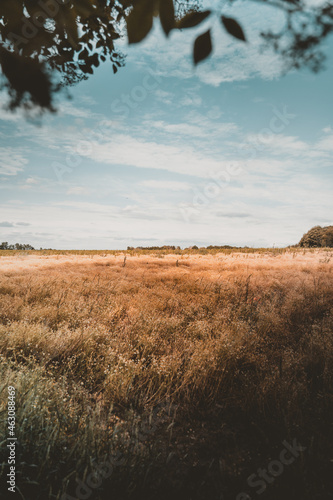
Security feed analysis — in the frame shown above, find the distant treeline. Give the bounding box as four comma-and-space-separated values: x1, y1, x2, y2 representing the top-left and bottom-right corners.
127, 245, 181, 251
298, 226, 333, 247
127, 245, 243, 251
0, 242, 35, 250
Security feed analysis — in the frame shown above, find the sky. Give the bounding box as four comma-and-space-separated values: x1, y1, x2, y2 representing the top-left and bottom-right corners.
0, 0, 332, 249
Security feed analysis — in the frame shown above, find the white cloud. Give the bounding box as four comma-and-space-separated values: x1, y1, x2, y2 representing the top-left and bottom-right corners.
153, 89, 175, 105
66, 187, 90, 196
244, 133, 309, 157
55, 201, 116, 214
84, 134, 229, 178
141, 180, 191, 191
26, 177, 38, 184
316, 134, 333, 151
0, 221, 30, 227
180, 94, 202, 107
0, 221, 14, 227
150, 121, 206, 137
58, 102, 93, 119
0, 148, 28, 176
146, 119, 237, 138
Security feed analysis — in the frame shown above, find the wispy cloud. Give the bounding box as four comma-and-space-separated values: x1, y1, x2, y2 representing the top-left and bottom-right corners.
316, 133, 333, 152
83, 134, 229, 178
0, 148, 28, 176
26, 177, 38, 184
141, 180, 191, 191
0, 221, 14, 227
66, 187, 90, 196
215, 211, 250, 218
0, 221, 30, 227
146, 118, 237, 138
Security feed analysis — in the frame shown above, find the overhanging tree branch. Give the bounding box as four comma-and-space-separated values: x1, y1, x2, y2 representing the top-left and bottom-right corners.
0, 0, 332, 112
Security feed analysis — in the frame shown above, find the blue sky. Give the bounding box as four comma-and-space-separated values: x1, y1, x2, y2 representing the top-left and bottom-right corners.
0, 1, 332, 249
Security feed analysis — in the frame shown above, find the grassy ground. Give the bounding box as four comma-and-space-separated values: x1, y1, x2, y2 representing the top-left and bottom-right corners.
0, 249, 332, 500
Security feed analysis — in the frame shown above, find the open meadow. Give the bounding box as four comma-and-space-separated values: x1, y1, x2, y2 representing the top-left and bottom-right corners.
0, 248, 333, 500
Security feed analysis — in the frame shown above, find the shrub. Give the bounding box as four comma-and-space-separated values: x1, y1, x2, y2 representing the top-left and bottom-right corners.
299, 225, 333, 247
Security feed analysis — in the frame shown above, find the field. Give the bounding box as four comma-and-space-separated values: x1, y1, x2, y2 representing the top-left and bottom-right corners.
0, 249, 332, 500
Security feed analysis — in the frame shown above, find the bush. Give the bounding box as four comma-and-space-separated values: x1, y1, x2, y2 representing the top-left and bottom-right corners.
299, 225, 333, 247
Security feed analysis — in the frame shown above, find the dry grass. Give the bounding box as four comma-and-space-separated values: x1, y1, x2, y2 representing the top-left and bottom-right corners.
0, 248, 332, 499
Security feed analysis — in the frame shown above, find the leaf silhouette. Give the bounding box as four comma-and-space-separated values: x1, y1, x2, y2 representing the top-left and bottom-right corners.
193, 30, 212, 65
0, 47, 53, 109
177, 10, 211, 29
159, 0, 175, 36
221, 16, 246, 41
126, 0, 154, 44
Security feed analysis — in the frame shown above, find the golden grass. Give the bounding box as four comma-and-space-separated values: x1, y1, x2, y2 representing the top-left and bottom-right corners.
0, 248, 332, 499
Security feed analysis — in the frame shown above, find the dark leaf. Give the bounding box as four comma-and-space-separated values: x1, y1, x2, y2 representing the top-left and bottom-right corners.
91, 53, 99, 67
193, 29, 212, 65
177, 10, 211, 29
159, 0, 175, 36
112, 64, 118, 74
0, 47, 53, 109
126, 0, 154, 44
221, 16, 246, 41
79, 62, 94, 74
79, 48, 89, 61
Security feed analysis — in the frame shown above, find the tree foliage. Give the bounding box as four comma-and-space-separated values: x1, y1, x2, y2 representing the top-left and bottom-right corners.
0, 242, 35, 250
298, 226, 333, 248
0, 0, 126, 111
0, 0, 332, 112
